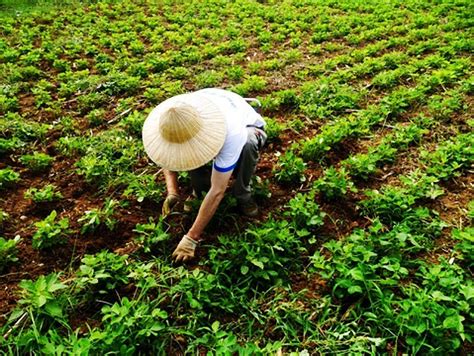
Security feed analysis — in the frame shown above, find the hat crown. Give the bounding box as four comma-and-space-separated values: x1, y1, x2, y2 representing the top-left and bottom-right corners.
159, 103, 203, 143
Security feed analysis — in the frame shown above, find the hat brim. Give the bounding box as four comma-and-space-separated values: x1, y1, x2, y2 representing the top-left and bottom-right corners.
142, 93, 226, 171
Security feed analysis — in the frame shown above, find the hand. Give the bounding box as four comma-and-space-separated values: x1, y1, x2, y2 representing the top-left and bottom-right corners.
172, 235, 199, 263
162, 194, 180, 217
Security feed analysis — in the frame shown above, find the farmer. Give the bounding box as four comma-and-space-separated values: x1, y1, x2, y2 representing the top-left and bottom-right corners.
142, 88, 267, 262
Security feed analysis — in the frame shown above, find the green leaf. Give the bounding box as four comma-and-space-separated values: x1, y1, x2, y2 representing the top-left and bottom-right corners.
211, 320, 220, 333
431, 290, 452, 301
349, 268, 364, 281
240, 265, 249, 275
45, 301, 63, 318
152, 309, 168, 319
443, 314, 464, 332
348, 285, 363, 294
250, 259, 264, 269
461, 284, 474, 300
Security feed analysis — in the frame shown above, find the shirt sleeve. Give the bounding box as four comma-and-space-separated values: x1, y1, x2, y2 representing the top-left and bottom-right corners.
213, 133, 246, 172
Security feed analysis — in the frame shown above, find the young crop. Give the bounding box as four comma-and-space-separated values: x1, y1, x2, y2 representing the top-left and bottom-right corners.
262, 117, 284, 142
299, 80, 364, 119
74, 129, 142, 188
0, 113, 50, 141
395, 259, 472, 352
118, 110, 146, 137
0, 168, 20, 189
15, 273, 68, 323
423, 132, 474, 180
133, 218, 170, 253
25, 184, 63, 203
75, 251, 129, 294
0, 235, 21, 273
195, 70, 223, 88
0, 137, 24, 154
360, 172, 444, 223
32, 211, 70, 249
207, 220, 305, 287
85, 108, 106, 127
428, 90, 464, 120
452, 227, 474, 268
1, 0, 473, 354
468, 201, 474, 220
284, 191, 326, 231
121, 173, 165, 203
313, 167, 357, 200
273, 150, 306, 185
78, 198, 119, 234
342, 123, 427, 179
260, 89, 299, 112
232, 75, 267, 96
92, 297, 169, 353
19, 152, 54, 172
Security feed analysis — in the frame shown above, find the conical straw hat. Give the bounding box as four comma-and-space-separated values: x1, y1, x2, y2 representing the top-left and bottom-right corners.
142, 92, 226, 171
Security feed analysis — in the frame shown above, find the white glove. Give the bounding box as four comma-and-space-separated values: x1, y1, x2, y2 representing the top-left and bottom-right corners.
172, 235, 199, 263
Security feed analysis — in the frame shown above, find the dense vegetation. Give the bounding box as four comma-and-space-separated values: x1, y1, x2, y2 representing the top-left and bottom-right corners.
0, 0, 472, 354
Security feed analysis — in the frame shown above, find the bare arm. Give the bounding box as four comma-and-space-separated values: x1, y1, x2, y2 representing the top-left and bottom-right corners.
187, 169, 232, 240
163, 169, 179, 195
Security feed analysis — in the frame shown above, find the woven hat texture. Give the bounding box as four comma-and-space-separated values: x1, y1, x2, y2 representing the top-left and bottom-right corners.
142, 93, 226, 171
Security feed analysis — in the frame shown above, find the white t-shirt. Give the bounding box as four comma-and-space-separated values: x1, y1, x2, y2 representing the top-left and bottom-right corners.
197, 88, 266, 172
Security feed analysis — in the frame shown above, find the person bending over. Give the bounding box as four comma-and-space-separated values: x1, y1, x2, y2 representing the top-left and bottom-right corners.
142, 88, 267, 262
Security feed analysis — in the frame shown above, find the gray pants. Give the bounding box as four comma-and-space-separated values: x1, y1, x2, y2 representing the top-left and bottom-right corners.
189, 127, 267, 203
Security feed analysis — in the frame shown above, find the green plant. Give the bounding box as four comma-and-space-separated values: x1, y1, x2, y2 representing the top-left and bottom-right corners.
0, 137, 24, 154
208, 220, 305, 286
360, 172, 444, 223
32, 211, 70, 249
0, 168, 20, 189
232, 75, 267, 96
78, 198, 119, 234
118, 110, 146, 137
133, 218, 170, 253
121, 173, 165, 203
15, 273, 68, 323
25, 184, 63, 203
273, 150, 306, 184
424, 132, 474, 180
92, 297, 169, 353
313, 167, 357, 199
85, 108, 105, 127
453, 227, 473, 268
19, 152, 54, 172
394, 259, 472, 352
75, 251, 129, 294
262, 117, 284, 141
285, 191, 326, 231
0, 235, 21, 273
300, 81, 364, 119
195, 70, 223, 88
468, 201, 474, 220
